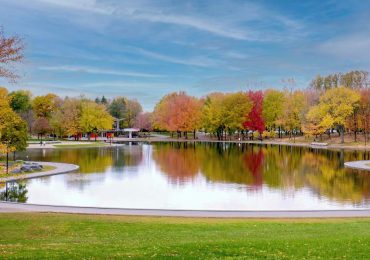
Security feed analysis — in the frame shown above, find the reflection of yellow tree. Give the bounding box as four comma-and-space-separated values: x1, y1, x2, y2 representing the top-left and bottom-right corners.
59, 149, 113, 173
152, 143, 370, 204
262, 145, 305, 189
198, 144, 256, 186
152, 143, 200, 183
300, 152, 370, 204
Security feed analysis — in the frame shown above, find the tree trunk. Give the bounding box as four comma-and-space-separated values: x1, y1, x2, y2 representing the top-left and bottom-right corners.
340, 126, 345, 144
6, 150, 9, 174
193, 129, 196, 139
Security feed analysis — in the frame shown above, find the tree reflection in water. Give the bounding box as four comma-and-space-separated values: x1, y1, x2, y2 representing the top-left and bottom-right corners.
0, 182, 28, 202
152, 142, 370, 204
11, 143, 370, 205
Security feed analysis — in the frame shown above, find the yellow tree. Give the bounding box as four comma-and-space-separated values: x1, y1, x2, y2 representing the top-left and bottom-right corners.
61, 98, 82, 139
79, 101, 113, 140
302, 105, 333, 140
0, 87, 27, 173
202, 92, 251, 140
262, 89, 286, 138
281, 90, 306, 141
202, 93, 225, 139
32, 93, 58, 118
319, 87, 360, 143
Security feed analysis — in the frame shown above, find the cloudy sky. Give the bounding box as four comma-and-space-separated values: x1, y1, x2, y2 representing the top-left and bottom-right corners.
0, 0, 369, 110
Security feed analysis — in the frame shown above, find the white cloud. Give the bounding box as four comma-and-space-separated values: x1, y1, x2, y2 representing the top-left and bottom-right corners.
317, 33, 370, 61
127, 46, 220, 67
38, 65, 165, 78
30, 0, 302, 41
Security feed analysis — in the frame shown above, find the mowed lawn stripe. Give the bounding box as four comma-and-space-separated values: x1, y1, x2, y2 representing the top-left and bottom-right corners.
0, 213, 369, 258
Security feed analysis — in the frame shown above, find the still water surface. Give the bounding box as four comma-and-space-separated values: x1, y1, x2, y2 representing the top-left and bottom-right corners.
2, 142, 370, 210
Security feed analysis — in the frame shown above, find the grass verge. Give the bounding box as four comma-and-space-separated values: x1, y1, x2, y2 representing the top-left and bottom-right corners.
0, 213, 369, 258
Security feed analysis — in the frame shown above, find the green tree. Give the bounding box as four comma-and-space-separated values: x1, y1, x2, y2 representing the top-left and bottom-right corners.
125, 99, 143, 128
109, 97, 127, 125
9, 90, 31, 113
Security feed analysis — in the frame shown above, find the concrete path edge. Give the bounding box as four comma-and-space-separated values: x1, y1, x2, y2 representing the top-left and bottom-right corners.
1, 202, 370, 218
0, 162, 80, 182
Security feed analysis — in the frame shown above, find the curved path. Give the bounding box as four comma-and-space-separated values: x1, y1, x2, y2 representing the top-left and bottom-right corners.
0, 161, 79, 182
344, 160, 370, 171
0, 202, 369, 218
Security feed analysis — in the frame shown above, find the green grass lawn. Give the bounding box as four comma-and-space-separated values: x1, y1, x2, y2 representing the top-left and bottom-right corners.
0, 213, 369, 258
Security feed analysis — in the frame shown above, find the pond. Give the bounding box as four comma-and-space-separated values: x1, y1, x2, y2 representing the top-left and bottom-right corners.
1, 142, 370, 210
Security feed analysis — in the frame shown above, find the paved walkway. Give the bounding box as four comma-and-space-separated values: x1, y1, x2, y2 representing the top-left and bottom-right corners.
0, 162, 80, 182
0, 202, 369, 218
344, 160, 370, 171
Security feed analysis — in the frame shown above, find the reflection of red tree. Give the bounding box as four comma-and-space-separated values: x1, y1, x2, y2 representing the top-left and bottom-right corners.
244, 149, 264, 188
153, 147, 200, 183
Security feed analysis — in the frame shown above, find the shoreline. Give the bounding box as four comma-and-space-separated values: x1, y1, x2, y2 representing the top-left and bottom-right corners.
0, 162, 80, 183
344, 160, 370, 171
1, 202, 370, 217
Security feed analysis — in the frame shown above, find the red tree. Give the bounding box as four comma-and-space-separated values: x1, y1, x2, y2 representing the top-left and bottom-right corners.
243, 91, 265, 133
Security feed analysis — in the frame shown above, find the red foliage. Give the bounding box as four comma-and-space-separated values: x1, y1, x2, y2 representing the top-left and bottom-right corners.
243, 91, 265, 132
243, 149, 264, 188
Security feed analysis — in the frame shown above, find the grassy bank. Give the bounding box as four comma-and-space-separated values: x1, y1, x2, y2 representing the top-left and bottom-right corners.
0, 163, 56, 179
0, 213, 369, 258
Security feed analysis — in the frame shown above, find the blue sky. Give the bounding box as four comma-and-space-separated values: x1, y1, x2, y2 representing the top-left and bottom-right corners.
1, 0, 369, 110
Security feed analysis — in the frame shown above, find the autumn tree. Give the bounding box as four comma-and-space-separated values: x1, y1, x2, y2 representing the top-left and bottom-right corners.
202, 93, 225, 139
134, 112, 153, 132
153, 92, 202, 138
80, 101, 113, 140
262, 89, 285, 138
243, 91, 265, 138
0, 29, 24, 82
202, 92, 251, 140
318, 87, 360, 143
302, 105, 333, 140
32, 117, 52, 142
32, 93, 58, 118
281, 90, 306, 141
358, 88, 370, 145
125, 99, 143, 128
310, 71, 368, 90
61, 98, 82, 139
0, 87, 27, 172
